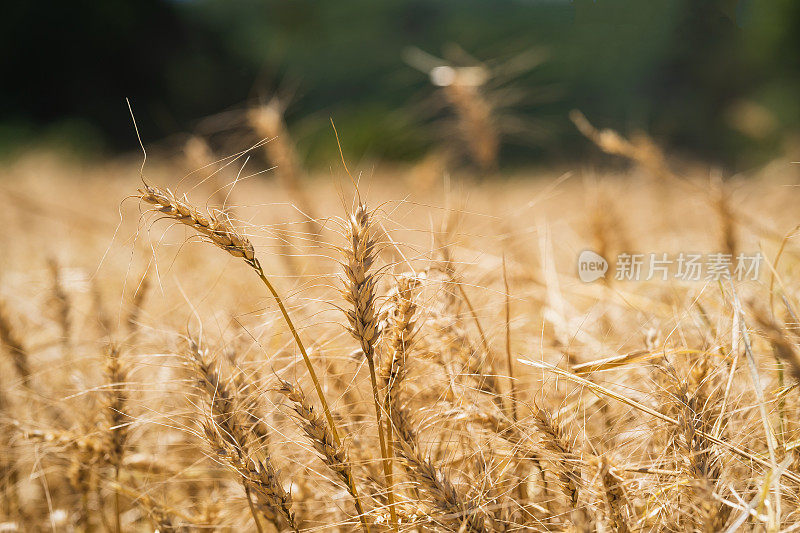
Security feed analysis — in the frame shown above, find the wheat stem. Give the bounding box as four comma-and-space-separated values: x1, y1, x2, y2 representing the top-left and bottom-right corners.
366, 355, 396, 528
251, 260, 341, 447
501, 256, 518, 423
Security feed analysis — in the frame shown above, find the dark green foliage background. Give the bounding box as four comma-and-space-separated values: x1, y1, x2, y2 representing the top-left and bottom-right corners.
1, 0, 796, 170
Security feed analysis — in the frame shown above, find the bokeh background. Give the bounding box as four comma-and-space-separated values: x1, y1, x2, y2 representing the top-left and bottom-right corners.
2, 0, 798, 171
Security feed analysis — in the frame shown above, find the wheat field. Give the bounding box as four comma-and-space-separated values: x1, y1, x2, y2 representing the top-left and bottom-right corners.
2, 117, 800, 532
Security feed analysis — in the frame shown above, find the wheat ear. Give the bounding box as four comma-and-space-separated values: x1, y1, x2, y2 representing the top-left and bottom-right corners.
248, 100, 322, 242
126, 270, 150, 341
340, 203, 399, 530
188, 340, 296, 532
753, 310, 800, 382
103, 344, 128, 533
276, 378, 369, 532
436, 67, 498, 172
379, 275, 420, 502
380, 275, 419, 399
47, 257, 71, 348
0, 396, 20, 520
0, 301, 30, 386
659, 362, 729, 531
138, 183, 342, 448
595, 457, 630, 533
533, 407, 590, 528
389, 395, 487, 533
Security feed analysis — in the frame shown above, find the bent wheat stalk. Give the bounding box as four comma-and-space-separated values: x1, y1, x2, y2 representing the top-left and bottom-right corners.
137, 183, 342, 447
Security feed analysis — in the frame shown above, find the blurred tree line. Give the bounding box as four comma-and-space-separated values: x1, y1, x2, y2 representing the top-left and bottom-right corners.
1, 0, 798, 170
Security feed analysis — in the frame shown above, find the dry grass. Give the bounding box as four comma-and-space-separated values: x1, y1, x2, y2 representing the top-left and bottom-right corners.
2, 120, 800, 533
